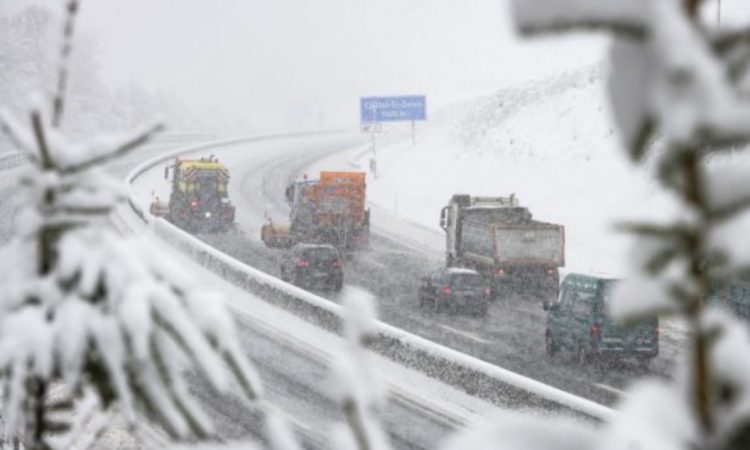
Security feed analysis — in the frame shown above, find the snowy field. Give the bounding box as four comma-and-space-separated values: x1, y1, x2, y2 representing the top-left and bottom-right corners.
346, 68, 678, 277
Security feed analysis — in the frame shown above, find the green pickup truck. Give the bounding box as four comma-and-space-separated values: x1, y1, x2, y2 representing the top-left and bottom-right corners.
710, 279, 750, 320
543, 273, 659, 368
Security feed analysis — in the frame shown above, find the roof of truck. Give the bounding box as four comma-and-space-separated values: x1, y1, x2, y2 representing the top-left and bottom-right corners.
320, 171, 365, 185
445, 267, 481, 275
465, 205, 528, 210
176, 159, 228, 171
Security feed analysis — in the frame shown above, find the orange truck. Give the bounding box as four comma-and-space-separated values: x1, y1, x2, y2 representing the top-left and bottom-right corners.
262, 171, 370, 249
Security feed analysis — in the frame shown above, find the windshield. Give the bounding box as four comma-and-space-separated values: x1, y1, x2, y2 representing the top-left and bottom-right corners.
302, 248, 339, 263
594, 280, 618, 317
449, 273, 485, 288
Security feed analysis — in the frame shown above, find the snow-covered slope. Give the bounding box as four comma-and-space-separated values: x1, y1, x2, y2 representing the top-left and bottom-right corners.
357, 67, 675, 276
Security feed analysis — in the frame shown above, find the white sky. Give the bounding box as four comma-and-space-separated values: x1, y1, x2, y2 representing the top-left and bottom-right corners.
3, 0, 748, 132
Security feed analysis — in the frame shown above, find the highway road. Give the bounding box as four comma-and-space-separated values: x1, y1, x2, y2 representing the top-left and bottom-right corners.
0, 132, 682, 447
130, 133, 685, 409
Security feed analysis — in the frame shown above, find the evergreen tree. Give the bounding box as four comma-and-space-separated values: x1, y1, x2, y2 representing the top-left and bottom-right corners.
447, 1, 750, 449
0, 2, 262, 448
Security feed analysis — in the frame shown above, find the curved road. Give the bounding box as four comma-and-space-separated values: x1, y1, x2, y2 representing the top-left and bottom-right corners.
1, 137, 492, 449
142, 133, 683, 408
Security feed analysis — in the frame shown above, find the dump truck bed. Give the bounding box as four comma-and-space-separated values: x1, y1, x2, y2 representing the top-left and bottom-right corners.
462, 219, 565, 266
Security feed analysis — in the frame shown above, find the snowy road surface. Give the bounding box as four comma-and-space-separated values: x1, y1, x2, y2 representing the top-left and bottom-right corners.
130, 133, 684, 410
1, 136, 499, 449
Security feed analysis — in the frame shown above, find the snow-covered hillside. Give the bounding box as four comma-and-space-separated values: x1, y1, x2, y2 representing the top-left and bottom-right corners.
357, 67, 676, 276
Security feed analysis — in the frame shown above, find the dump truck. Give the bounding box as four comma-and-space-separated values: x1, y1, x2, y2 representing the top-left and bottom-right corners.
261, 171, 370, 249
439, 194, 564, 299
150, 157, 235, 232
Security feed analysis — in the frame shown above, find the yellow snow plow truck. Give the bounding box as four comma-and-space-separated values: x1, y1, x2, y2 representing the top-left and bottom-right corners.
150, 157, 235, 232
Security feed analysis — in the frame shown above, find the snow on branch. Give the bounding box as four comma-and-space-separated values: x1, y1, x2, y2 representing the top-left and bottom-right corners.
0, 2, 268, 447
710, 27, 750, 82
711, 26, 750, 55
441, 413, 596, 450
511, 0, 649, 40
703, 159, 750, 220
508, 0, 750, 447
51, 123, 165, 174
647, 2, 750, 149
331, 288, 391, 450
514, 0, 750, 161
0, 108, 36, 156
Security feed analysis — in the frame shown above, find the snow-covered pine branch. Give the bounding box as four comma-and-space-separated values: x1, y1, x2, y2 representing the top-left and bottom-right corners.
515, 0, 750, 161
441, 413, 597, 450
0, 101, 268, 448
331, 288, 391, 450
511, 0, 650, 40
467, 0, 750, 448
0, 1, 268, 448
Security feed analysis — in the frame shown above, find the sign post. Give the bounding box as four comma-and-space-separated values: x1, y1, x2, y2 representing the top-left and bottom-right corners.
360, 95, 426, 176
370, 124, 377, 178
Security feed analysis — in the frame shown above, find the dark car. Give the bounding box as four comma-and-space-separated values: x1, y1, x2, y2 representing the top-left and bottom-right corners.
418, 267, 490, 316
544, 273, 659, 368
280, 243, 343, 291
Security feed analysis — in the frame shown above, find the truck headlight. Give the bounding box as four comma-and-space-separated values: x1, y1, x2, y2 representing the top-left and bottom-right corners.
205, 212, 212, 218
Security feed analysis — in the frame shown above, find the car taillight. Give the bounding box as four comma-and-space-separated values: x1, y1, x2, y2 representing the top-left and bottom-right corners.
484, 288, 492, 297
545, 267, 556, 276
590, 324, 600, 337
332, 259, 342, 268
190, 200, 199, 208
442, 285, 452, 296
297, 260, 309, 268
493, 268, 506, 277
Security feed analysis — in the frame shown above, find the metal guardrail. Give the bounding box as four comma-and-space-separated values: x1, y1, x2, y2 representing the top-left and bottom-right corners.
124, 133, 615, 424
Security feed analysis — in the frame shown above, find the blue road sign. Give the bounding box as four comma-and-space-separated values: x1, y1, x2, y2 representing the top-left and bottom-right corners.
360, 96, 426, 123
